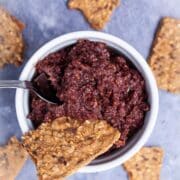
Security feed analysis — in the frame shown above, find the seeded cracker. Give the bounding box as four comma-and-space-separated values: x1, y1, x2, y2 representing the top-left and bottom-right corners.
123, 147, 164, 180
0, 7, 25, 68
0, 137, 28, 180
68, 0, 120, 30
148, 17, 180, 93
22, 117, 120, 179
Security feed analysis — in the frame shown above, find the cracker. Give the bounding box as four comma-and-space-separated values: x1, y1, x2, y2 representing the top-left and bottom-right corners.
0, 137, 28, 180
0, 7, 25, 68
22, 117, 120, 179
123, 147, 164, 180
68, 0, 120, 30
148, 17, 180, 93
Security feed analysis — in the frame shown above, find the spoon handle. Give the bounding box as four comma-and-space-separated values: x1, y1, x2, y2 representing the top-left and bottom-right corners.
0, 80, 27, 89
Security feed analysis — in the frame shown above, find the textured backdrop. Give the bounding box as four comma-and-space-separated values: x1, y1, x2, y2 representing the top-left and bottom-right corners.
0, 0, 180, 179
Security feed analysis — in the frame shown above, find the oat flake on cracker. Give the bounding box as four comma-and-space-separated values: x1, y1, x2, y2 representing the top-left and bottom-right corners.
68, 0, 120, 30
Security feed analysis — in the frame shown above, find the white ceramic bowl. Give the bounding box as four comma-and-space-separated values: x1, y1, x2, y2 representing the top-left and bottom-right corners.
15, 31, 158, 173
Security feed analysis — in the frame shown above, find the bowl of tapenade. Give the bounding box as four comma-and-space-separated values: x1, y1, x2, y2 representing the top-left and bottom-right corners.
16, 31, 159, 172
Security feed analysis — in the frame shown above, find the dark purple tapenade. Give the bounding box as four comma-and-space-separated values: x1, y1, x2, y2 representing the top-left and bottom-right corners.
28, 40, 149, 148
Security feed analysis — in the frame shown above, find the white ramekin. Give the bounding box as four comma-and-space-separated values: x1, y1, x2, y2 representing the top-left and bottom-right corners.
15, 31, 159, 173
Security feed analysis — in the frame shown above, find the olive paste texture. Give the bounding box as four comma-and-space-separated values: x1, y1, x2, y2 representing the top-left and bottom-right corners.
29, 40, 149, 148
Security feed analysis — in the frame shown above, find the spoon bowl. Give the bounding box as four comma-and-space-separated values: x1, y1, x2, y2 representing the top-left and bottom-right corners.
0, 73, 59, 104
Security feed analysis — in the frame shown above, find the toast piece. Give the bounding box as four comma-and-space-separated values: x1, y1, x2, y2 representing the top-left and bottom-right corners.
123, 147, 164, 180
148, 17, 180, 93
0, 7, 25, 68
22, 117, 120, 179
68, 0, 120, 30
0, 137, 28, 180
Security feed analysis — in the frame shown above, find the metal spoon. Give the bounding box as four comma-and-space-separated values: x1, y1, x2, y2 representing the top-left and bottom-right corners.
0, 73, 59, 104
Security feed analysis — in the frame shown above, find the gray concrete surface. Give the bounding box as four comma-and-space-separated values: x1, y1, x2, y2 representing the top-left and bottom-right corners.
0, 0, 179, 179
